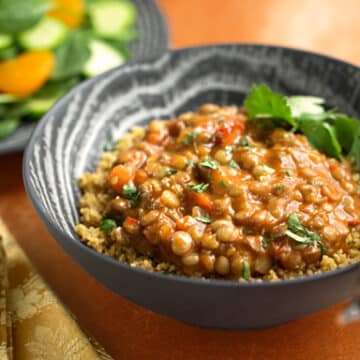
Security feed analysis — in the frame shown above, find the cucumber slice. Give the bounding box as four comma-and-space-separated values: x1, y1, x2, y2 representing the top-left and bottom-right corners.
18, 17, 68, 50
83, 39, 125, 77
27, 97, 58, 116
0, 33, 12, 50
89, 0, 136, 39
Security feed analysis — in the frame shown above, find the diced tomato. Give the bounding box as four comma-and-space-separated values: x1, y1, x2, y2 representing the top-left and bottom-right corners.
146, 130, 169, 146
124, 216, 139, 226
216, 118, 245, 145
176, 215, 197, 230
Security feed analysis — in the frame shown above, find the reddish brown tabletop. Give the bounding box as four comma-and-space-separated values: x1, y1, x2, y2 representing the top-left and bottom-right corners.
2, 1, 360, 358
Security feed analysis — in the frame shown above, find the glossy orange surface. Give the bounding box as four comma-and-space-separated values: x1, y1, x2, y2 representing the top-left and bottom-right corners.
2, 1, 360, 358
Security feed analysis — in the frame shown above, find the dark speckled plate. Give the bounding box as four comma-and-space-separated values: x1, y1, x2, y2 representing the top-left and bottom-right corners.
0, 0, 169, 155
24, 45, 360, 329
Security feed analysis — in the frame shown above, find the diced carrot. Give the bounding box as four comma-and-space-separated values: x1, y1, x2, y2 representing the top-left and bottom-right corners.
0, 51, 55, 97
49, 0, 84, 28
134, 170, 148, 185
216, 118, 245, 145
192, 193, 213, 211
108, 165, 134, 193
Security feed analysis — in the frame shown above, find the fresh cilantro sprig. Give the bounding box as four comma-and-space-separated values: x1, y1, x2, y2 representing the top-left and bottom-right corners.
187, 183, 209, 193
122, 184, 142, 206
285, 214, 326, 255
199, 158, 218, 170
244, 84, 360, 165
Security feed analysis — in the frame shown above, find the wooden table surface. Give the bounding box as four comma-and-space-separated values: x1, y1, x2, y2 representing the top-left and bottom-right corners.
2, 1, 360, 359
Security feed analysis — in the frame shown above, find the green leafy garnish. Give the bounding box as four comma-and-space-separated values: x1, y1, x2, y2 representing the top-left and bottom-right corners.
225, 145, 234, 153
283, 170, 291, 177
52, 31, 91, 80
122, 184, 142, 206
298, 116, 342, 161
262, 238, 269, 249
0, 0, 53, 33
186, 160, 195, 167
182, 130, 198, 145
287, 96, 325, 118
0, 117, 20, 140
187, 183, 209, 193
285, 214, 326, 255
228, 159, 240, 169
196, 215, 212, 224
239, 137, 250, 147
199, 158, 218, 170
219, 180, 227, 188
100, 218, 117, 231
244, 84, 295, 126
244, 83, 360, 165
243, 259, 251, 280
272, 184, 285, 191
167, 169, 178, 175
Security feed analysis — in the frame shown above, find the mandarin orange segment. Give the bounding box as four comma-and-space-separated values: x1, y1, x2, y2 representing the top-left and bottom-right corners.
49, 0, 84, 28
0, 51, 55, 97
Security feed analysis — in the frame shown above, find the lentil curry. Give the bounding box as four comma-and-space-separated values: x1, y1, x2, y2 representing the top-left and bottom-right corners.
76, 104, 360, 281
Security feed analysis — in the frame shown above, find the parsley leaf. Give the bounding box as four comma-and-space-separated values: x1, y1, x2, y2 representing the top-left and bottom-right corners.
287, 96, 325, 118
196, 215, 212, 224
100, 218, 117, 231
298, 116, 342, 161
186, 160, 195, 167
285, 214, 326, 255
239, 137, 250, 147
244, 84, 295, 126
219, 180, 227, 188
167, 169, 178, 175
228, 159, 240, 169
187, 183, 209, 193
199, 158, 218, 170
122, 184, 142, 206
333, 114, 360, 153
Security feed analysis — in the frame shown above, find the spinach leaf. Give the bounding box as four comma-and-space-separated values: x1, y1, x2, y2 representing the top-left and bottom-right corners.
244, 84, 295, 126
52, 31, 90, 80
0, 0, 52, 33
333, 114, 360, 153
0, 117, 20, 139
299, 116, 342, 160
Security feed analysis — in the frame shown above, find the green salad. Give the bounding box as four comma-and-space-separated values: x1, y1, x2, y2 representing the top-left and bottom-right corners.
0, 0, 137, 140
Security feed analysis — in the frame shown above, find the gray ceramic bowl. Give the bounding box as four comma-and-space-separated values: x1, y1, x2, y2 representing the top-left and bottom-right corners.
0, 0, 169, 155
24, 45, 360, 329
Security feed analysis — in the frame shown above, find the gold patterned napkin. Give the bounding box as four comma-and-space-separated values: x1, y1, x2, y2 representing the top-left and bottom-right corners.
0, 219, 112, 360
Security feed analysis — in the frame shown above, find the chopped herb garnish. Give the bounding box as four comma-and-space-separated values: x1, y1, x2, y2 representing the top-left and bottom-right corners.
228, 159, 240, 169
262, 238, 269, 249
182, 137, 191, 145
239, 137, 250, 147
219, 180, 227, 188
283, 170, 291, 177
285, 213, 326, 255
243, 259, 251, 280
182, 130, 198, 146
199, 158, 219, 170
122, 184, 142, 206
186, 160, 195, 167
196, 215, 212, 224
167, 169, 178, 175
187, 183, 209, 193
225, 145, 234, 153
100, 218, 117, 231
273, 184, 285, 191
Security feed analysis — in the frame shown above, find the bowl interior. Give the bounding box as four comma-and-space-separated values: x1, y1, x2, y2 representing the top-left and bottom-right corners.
25, 44, 360, 258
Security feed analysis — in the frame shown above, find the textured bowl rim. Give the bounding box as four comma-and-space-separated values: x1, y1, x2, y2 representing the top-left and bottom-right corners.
23, 43, 360, 289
